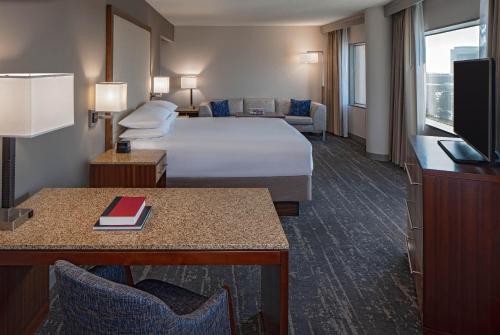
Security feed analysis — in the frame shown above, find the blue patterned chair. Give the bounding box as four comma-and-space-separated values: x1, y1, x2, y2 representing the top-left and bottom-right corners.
54, 260, 236, 335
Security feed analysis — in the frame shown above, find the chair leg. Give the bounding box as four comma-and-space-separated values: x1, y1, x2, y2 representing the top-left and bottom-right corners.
223, 284, 237, 335
322, 131, 326, 142
125, 266, 134, 286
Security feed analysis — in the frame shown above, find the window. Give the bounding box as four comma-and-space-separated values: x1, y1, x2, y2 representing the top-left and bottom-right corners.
349, 43, 366, 107
425, 21, 480, 128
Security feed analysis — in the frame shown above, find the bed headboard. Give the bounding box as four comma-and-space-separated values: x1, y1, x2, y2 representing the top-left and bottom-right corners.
105, 5, 152, 150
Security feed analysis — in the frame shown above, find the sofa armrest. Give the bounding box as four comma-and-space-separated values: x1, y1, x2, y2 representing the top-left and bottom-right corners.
199, 102, 213, 117
311, 102, 327, 131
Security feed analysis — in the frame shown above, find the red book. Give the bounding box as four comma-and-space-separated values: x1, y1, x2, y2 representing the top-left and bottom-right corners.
99, 196, 146, 226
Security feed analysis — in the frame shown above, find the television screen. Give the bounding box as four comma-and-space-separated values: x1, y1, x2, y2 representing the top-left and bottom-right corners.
454, 59, 494, 161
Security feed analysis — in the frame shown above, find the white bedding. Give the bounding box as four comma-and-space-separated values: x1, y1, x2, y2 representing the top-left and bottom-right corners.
130, 117, 313, 178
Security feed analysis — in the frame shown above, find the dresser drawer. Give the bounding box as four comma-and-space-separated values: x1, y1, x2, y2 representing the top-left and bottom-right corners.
155, 155, 167, 182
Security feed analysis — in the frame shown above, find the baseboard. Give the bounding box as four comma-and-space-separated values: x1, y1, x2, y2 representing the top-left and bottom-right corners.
366, 152, 390, 162
348, 133, 366, 145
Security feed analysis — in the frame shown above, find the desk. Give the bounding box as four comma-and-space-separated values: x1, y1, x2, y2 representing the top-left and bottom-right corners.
0, 188, 289, 335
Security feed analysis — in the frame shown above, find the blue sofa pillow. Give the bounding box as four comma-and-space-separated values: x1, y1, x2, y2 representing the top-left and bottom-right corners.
289, 99, 312, 117
210, 100, 230, 117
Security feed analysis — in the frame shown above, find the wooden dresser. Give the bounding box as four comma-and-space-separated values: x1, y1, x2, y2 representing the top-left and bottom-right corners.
406, 136, 500, 335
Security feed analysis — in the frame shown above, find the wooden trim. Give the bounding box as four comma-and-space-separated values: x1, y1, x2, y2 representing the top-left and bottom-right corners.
106, 5, 114, 82
105, 4, 153, 151
321, 14, 365, 34
384, 0, 423, 17
0, 250, 285, 266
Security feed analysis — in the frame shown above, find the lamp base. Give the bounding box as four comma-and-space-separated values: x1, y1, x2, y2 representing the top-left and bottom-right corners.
0, 208, 33, 231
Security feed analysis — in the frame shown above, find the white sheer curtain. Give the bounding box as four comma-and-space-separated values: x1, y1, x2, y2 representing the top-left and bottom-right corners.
340, 28, 350, 137
413, 2, 426, 135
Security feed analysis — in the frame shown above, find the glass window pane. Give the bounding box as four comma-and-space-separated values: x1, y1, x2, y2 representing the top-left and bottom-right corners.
349, 44, 366, 107
354, 45, 366, 105
425, 25, 479, 126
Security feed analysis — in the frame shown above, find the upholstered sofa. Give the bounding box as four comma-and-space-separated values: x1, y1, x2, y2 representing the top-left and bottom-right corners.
199, 98, 327, 140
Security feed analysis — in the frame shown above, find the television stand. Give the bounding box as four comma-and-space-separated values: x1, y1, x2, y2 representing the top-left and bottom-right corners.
438, 140, 488, 164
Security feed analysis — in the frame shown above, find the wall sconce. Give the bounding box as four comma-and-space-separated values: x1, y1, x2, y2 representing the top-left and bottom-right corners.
151, 76, 169, 99
299, 52, 320, 64
88, 82, 127, 128
299, 51, 325, 103
180, 75, 197, 108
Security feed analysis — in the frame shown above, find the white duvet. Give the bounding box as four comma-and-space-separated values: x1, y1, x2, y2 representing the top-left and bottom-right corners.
130, 117, 313, 178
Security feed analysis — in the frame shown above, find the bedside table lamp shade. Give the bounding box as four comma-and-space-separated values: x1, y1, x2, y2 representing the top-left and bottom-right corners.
0, 73, 74, 230
181, 76, 197, 108
181, 76, 197, 89
95, 82, 127, 112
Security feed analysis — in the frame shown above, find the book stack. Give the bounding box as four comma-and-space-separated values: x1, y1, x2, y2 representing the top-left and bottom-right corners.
93, 196, 152, 231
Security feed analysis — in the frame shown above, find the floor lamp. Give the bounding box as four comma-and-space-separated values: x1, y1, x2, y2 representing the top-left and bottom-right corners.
299, 51, 325, 104
0, 73, 74, 231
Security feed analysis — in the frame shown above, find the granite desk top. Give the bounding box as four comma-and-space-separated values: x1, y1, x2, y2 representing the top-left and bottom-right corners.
0, 188, 288, 251
90, 150, 166, 165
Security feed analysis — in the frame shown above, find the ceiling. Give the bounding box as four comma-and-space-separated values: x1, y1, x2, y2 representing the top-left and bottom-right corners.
145, 0, 391, 26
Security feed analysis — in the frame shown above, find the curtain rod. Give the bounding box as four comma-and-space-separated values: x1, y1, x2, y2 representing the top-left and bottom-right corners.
384, 0, 423, 17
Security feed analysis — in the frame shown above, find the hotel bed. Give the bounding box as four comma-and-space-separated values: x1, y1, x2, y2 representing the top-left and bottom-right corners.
130, 117, 313, 206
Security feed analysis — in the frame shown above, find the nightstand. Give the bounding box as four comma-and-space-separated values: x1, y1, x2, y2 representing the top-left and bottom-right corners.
89, 150, 167, 188
176, 106, 199, 117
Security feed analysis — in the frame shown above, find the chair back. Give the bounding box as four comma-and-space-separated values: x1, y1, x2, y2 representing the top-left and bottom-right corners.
54, 260, 176, 334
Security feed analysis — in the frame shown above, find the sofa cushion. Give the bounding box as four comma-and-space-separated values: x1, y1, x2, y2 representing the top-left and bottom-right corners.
210, 100, 230, 117
244, 98, 275, 114
227, 99, 243, 115
285, 115, 314, 126
289, 99, 312, 117
275, 99, 291, 115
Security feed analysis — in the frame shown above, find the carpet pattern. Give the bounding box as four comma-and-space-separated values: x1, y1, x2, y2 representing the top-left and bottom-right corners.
37, 136, 422, 334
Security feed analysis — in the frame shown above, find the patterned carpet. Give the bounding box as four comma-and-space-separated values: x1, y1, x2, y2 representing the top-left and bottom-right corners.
38, 135, 422, 334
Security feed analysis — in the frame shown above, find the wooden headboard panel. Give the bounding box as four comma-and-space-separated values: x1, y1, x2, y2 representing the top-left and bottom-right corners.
105, 5, 152, 150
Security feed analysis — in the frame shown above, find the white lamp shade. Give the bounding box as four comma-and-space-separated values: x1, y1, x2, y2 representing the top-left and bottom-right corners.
181, 76, 197, 89
299, 52, 319, 64
153, 77, 170, 94
95, 82, 127, 112
0, 73, 74, 138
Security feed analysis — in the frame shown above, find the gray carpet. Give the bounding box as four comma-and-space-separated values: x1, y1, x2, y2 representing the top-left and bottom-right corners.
38, 135, 422, 334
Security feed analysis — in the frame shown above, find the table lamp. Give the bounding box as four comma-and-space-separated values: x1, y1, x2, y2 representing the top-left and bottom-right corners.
0, 73, 74, 231
180, 76, 197, 109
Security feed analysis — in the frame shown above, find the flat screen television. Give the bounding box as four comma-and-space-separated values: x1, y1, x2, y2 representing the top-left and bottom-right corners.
438, 58, 497, 164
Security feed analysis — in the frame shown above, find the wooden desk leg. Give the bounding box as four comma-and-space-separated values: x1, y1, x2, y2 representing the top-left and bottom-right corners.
261, 251, 289, 335
0, 266, 49, 335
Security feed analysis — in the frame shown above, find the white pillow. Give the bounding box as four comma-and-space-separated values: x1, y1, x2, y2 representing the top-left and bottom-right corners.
119, 104, 175, 129
120, 114, 177, 139
146, 100, 178, 111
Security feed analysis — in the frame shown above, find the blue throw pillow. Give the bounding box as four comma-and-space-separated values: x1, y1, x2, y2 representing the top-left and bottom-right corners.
210, 100, 230, 117
289, 99, 312, 117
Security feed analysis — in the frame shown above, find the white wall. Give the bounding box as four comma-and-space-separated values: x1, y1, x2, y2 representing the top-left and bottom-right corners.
160, 26, 327, 106
365, 6, 392, 160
